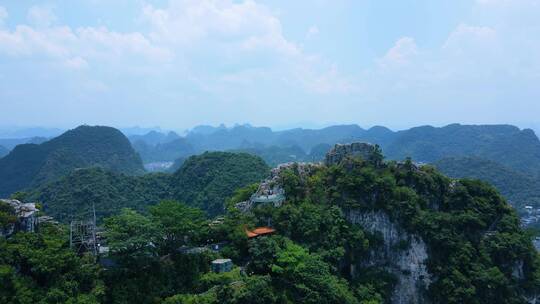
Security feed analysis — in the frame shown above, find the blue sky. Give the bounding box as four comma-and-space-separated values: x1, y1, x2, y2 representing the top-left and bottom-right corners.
0, 0, 539, 131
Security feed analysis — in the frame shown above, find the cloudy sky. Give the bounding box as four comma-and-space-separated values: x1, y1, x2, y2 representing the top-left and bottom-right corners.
0, 0, 539, 131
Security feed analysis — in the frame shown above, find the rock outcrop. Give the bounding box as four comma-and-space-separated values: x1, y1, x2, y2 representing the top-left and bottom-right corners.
347, 210, 431, 304
325, 143, 430, 303
0, 199, 39, 237
325, 142, 378, 166
236, 162, 320, 212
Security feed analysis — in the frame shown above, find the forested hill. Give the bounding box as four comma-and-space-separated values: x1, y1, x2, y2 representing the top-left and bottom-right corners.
171, 152, 269, 216
5, 144, 540, 303
0, 125, 144, 197
29, 151, 269, 221
434, 157, 540, 209
0, 145, 7, 158
140, 123, 540, 176
384, 124, 540, 175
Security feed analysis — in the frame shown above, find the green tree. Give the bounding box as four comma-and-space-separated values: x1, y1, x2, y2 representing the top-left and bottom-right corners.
150, 200, 207, 252
104, 208, 159, 257
271, 240, 358, 304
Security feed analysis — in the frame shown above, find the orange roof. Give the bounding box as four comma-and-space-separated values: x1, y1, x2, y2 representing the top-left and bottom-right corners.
245, 227, 276, 238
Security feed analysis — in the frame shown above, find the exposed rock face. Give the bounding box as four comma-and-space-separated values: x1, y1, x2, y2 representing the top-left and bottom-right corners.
236, 162, 320, 212
0, 199, 39, 237
347, 210, 431, 304
325, 142, 378, 166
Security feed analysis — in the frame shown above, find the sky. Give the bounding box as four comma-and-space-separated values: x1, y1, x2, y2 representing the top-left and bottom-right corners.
0, 0, 539, 132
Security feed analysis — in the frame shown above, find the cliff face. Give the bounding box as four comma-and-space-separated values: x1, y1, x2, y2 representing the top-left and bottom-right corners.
325, 142, 378, 166
325, 143, 432, 303
0, 199, 39, 237
347, 210, 431, 304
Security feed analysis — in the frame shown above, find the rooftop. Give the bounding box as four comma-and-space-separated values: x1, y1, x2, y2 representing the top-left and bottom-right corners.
212, 258, 232, 264
246, 227, 276, 238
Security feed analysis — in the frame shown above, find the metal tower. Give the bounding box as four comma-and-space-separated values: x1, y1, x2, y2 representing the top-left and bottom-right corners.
69, 202, 97, 256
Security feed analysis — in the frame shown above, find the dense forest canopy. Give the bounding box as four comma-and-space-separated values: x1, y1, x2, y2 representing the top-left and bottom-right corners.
2, 146, 539, 303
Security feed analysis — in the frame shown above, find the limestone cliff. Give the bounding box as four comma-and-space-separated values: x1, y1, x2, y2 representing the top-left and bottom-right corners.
325, 142, 379, 166
347, 210, 431, 304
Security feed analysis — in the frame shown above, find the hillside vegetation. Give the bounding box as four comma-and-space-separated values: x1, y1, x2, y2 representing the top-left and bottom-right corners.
30, 152, 269, 221
3, 146, 539, 303
0, 126, 145, 197
172, 152, 269, 216
435, 157, 540, 208
0, 145, 7, 158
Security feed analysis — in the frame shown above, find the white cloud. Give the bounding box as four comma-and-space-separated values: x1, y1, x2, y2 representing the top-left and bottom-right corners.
0, 22, 172, 69
0, 1, 353, 94
443, 24, 497, 56
142, 0, 300, 56
378, 37, 418, 69
141, 0, 352, 93
27, 6, 57, 27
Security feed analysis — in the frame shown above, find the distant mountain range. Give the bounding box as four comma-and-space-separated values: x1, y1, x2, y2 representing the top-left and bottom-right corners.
130, 123, 540, 175
0, 137, 49, 151
126, 123, 540, 209
3, 123, 540, 209
0, 125, 144, 197
0, 145, 8, 158
434, 157, 540, 209
129, 131, 195, 163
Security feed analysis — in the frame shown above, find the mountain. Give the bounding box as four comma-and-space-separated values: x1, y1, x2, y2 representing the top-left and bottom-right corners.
120, 126, 163, 136
30, 151, 269, 221
182, 123, 540, 176
0, 145, 8, 158
7, 143, 540, 303
434, 157, 540, 209
254, 143, 540, 303
273, 124, 367, 151
132, 137, 194, 163
186, 124, 275, 152
384, 124, 540, 175
172, 152, 269, 216
189, 124, 227, 135
0, 136, 48, 150
31, 168, 171, 222
128, 130, 181, 146
231, 145, 308, 167
0, 125, 144, 197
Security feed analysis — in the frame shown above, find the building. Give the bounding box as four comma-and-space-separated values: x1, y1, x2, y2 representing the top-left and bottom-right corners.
245, 227, 276, 238
211, 258, 233, 273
